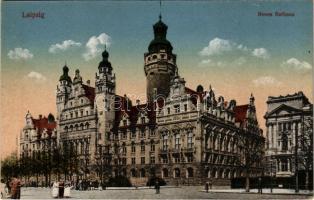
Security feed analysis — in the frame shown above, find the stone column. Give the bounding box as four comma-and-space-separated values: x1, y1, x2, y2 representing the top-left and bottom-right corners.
287, 159, 290, 172
270, 124, 273, 149
273, 123, 277, 149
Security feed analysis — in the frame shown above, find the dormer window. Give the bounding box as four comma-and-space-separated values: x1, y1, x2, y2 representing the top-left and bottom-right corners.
152, 55, 157, 59
184, 104, 188, 112
123, 120, 127, 126
167, 107, 170, 115
161, 54, 165, 59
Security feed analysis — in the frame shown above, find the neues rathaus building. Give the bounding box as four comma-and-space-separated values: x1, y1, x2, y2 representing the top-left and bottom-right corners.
20, 15, 265, 186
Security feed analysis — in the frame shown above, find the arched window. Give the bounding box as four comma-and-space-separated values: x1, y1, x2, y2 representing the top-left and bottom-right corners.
75, 124, 79, 131
174, 168, 180, 178
140, 168, 146, 177
162, 134, 168, 151
85, 122, 90, 129
187, 167, 194, 178
64, 126, 68, 132
162, 168, 168, 178
187, 131, 193, 149
69, 125, 73, 132
175, 134, 181, 149
80, 123, 84, 130
131, 169, 137, 177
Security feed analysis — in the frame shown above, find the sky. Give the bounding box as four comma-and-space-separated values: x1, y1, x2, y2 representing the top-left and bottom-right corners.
1, 0, 313, 159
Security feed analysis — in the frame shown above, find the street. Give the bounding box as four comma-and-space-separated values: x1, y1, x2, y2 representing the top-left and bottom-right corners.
20, 187, 312, 199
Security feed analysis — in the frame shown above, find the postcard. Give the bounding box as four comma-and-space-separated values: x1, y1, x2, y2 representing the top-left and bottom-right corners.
1, 0, 313, 199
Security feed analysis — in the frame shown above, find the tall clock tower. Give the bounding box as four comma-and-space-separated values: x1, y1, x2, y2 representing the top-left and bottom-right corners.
95, 48, 116, 145
144, 15, 177, 102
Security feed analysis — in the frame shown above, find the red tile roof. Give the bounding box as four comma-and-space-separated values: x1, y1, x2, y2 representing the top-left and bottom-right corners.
234, 104, 248, 124
185, 87, 205, 104
32, 116, 56, 136
82, 84, 95, 105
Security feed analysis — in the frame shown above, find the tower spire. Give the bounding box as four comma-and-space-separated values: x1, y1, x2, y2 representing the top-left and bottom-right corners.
159, 0, 162, 20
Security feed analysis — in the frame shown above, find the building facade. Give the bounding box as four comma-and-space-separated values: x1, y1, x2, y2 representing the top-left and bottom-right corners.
19, 112, 57, 159
20, 16, 265, 185
264, 92, 313, 177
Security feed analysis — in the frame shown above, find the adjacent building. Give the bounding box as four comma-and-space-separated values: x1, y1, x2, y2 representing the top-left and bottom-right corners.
264, 92, 313, 177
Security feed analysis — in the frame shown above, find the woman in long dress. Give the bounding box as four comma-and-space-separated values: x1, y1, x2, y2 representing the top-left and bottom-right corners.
52, 182, 59, 198
64, 183, 72, 198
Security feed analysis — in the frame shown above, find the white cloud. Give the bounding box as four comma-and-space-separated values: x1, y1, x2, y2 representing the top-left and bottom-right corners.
8, 48, 33, 60
83, 33, 111, 61
233, 57, 247, 66
199, 38, 235, 56
282, 58, 312, 71
26, 71, 47, 82
199, 59, 225, 67
49, 40, 81, 53
252, 48, 270, 59
253, 76, 282, 87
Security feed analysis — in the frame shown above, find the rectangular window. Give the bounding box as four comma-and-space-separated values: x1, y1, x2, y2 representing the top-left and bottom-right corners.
122, 131, 127, 139
151, 144, 155, 152
131, 132, 136, 138
141, 157, 145, 164
141, 142, 145, 152
162, 157, 168, 164
175, 133, 181, 150
162, 135, 168, 151
187, 155, 193, 163
122, 158, 127, 165
150, 156, 155, 164
131, 144, 136, 153
167, 107, 170, 115
184, 104, 188, 112
140, 130, 145, 138
131, 157, 136, 165
174, 156, 180, 163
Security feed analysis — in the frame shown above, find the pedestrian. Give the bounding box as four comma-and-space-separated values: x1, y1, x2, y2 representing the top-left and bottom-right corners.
258, 177, 262, 194
52, 181, 59, 198
58, 181, 64, 198
64, 183, 72, 198
205, 182, 209, 193
155, 179, 160, 194
9, 175, 21, 199
1, 179, 7, 199
209, 179, 213, 189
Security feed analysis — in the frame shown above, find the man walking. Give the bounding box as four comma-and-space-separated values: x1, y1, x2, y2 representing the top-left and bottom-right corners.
155, 179, 160, 194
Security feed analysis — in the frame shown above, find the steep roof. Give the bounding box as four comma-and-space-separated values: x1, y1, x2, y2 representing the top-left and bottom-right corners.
82, 84, 95, 105
234, 104, 248, 124
32, 116, 56, 136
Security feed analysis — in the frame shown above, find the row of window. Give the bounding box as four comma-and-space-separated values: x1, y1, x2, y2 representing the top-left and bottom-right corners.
63, 109, 90, 120
161, 132, 194, 151
119, 130, 156, 140
64, 123, 90, 132
166, 104, 188, 115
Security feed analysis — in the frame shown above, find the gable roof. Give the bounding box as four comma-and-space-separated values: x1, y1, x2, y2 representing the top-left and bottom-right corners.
265, 104, 302, 118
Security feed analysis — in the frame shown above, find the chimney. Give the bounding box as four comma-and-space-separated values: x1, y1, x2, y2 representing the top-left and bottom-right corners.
39, 114, 42, 119
87, 80, 90, 86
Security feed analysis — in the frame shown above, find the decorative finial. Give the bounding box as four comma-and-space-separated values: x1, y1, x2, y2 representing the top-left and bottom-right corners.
209, 84, 212, 90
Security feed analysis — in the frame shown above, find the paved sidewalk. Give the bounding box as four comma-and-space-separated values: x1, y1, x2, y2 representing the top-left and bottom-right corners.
202, 188, 313, 195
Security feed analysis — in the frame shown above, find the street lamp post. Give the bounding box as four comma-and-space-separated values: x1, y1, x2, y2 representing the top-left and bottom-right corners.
270, 160, 273, 193
295, 120, 300, 193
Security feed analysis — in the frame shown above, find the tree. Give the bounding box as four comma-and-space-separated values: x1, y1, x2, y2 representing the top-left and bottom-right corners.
298, 116, 313, 190
238, 131, 265, 192
1, 153, 19, 181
